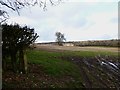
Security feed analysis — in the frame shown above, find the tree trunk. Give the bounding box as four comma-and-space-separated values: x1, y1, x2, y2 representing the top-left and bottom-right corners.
11, 52, 17, 73
19, 49, 27, 74
2, 58, 7, 71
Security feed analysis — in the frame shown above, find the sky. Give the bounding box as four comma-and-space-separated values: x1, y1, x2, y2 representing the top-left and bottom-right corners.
6, 0, 118, 43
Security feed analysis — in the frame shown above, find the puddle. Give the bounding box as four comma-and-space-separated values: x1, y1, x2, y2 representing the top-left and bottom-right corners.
108, 62, 119, 70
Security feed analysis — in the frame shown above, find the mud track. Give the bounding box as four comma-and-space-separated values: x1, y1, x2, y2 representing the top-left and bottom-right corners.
61, 56, 120, 88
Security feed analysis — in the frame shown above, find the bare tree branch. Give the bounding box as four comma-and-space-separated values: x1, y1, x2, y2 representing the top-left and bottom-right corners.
0, 0, 63, 23
0, 10, 9, 24
0, 1, 15, 11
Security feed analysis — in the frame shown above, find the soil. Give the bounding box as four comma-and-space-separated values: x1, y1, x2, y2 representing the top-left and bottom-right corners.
35, 45, 119, 52
2, 63, 84, 88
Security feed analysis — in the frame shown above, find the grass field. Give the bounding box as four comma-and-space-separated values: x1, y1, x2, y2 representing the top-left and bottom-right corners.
26, 49, 118, 77
3, 46, 119, 88
27, 49, 82, 77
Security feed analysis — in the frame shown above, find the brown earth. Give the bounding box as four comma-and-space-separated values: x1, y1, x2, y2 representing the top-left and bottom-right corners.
35, 45, 119, 52
3, 63, 84, 88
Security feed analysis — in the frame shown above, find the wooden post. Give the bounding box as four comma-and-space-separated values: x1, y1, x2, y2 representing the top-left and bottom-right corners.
19, 49, 27, 74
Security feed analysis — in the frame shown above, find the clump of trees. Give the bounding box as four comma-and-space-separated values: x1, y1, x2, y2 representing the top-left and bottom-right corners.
55, 32, 66, 46
2, 24, 39, 73
73, 39, 120, 47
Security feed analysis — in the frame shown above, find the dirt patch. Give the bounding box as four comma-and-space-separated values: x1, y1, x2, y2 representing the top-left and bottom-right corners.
2, 63, 83, 88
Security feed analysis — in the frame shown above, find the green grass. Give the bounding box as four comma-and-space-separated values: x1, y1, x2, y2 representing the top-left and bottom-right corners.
26, 49, 118, 77
26, 50, 81, 77
71, 50, 118, 57
26, 49, 84, 87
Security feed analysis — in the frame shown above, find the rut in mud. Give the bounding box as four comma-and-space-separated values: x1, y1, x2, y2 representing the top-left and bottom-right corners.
61, 55, 120, 88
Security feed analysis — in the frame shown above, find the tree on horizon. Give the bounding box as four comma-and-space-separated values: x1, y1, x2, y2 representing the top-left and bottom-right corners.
55, 32, 66, 46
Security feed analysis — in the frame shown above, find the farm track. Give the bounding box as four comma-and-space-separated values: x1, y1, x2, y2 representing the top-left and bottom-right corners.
35, 45, 119, 52
61, 56, 120, 88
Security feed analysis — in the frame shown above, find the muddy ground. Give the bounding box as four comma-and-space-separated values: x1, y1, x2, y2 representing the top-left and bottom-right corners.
61, 55, 120, 88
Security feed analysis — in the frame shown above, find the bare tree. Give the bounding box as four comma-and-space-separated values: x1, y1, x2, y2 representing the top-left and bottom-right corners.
55, 32, 66, 46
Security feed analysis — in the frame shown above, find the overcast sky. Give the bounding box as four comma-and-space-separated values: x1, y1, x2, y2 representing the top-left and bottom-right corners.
7, 0, 118, 43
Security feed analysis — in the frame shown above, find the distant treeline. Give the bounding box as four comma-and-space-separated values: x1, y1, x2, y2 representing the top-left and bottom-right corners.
37, 39, 120, 47
73, 39, 120, 47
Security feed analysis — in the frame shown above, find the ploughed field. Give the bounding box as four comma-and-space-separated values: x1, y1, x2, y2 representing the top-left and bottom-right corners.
3, 45, 120, 88
36, 45, 119, 52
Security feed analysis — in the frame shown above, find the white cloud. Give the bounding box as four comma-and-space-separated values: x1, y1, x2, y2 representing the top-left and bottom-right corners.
7, 2, 118, 42
85, 11, 118, 37
53, 11, 118, 41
